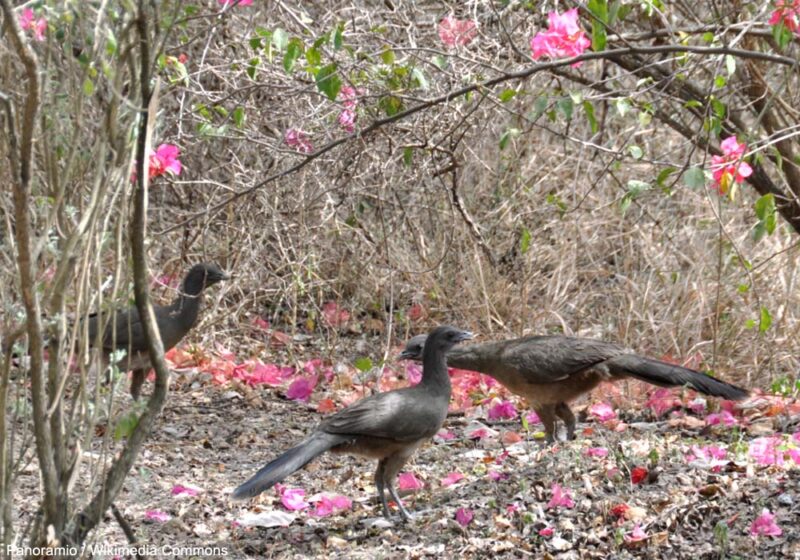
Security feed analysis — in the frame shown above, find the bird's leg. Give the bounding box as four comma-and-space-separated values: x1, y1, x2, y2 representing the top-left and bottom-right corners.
374, 460, 391, 519
130, 369, 146, 400
555, 402, 577, 440
383, 453, 414, 522
537, 405, 559, 444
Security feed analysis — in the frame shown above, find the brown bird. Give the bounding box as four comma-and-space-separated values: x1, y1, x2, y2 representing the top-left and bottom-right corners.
399, 334, 748, 443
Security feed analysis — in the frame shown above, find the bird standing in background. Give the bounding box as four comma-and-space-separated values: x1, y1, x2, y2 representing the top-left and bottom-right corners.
399, 334, 748, 443
232, 325, 473, 522
85, 262, 230, 400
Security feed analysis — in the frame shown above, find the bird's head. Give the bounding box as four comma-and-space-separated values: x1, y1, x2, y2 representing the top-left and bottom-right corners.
424, 326, 473, 355
398, 334, 427, 361
183, 263, 231, 295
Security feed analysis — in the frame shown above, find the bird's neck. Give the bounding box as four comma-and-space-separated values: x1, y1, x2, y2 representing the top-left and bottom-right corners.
444, 345, 489, 373
170, 291, 203, 327
419, 347, 452, 398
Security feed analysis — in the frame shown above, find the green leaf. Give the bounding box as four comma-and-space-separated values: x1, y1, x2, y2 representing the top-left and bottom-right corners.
380, 47, 395, 64
411, 67, 428, 90
557, 98, 574, 121
499, 89, 517, 103
683, 167, 706, 189
249, 37, 263, 50
305, 47, 321, 67
316, 63, 342, 100
714, 75, 727, 88
82, 78, 95, 96
759, 307, 772, 332
583, 101, 598, 133
272, 28, 288, 50
283, 38, 304, 72
379, 95, 403, 116
499, 128, 521, 150
753, 193, 777, 242
626, 180, 651, 195
587, 0, 608, 51
773, 22, 792, 50
531, 95, 549, 120
520, 227, 531, 255
114, 412, 140, 440
233, 107, 245, 128
403, 147, 413, 167
655, 167, 676, 188
628, 145, 643, 160
354, 357, 373, 372
684, 99, 702, 109
333, 23, 345, 50
615, 98, 632, 117
702, 31, 714, 43
246, 57, 260, 80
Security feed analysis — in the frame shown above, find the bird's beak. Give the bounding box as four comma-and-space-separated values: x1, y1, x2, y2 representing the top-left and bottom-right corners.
457, 331, 474, 342
397, 349, 415, 360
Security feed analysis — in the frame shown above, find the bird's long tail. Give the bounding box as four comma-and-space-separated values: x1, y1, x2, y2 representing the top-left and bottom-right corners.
607, 354, 748, 400
231, 432, 347, 500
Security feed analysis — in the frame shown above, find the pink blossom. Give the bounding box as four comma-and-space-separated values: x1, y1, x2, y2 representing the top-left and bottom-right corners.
686, 445, 728, 471
769, 0, 800, 33
276, 486, 309, 511
506, 503, 520, 515
750, 509, 782, 537
538, 526, 554, 537
441, 472, 465, 487
18, 8, 34, 29
435, 428, 455, 441
338, 109, 356, 133
322, 301, 350, 327
546, 483, 575, 509
33, 17, 47, 41
710, 136, 752, 194
251, 316, 270, 330
793, 432, 800, 444
705, 410, 737, 427
645, 388, 679, 417
689, 397, 707, 414
467, 427, 492, 440
285, 128, 313, 154
141, 143, 182, 180
18, 8, 47, 42
285, 376, 316, 401
405, 362, 422, 385
624, 524, 649, 543
144, 510, 171, 523
218, 0, 253, 6
585, 447, 609, 458
438, 16, 478, 48
311, 494, 352, 517
488, 400, 518, 420
171, 484, 200, 497
455, 507, 474, 527
525, 410, 541, 425
488, 470, 509, 481
589, 402, 617, 422
339, 86, 360, 109
530, 9, 591, 67
749, 436, 784, 466
397, 472, 424, 491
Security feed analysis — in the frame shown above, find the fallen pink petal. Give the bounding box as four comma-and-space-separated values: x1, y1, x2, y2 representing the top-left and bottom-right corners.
397, 472, 424, 491
585, 447, 609, 458
589, 402, 617, 422
624, 524, 648, 543
547, 483, 575, 509
750, 509, 782, 537
538, 526, 554, 537
441, 472, 465, 487
438, 16, 478, 47
171, 484, 200, 497
311, 494, 352, 517
455, 507, 474, 527
144, 510, 171, 523
487, 400, 518, 420
285, 377, 316, 402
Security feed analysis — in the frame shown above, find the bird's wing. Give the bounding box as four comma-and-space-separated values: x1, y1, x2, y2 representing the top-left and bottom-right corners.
500, 336, 626, 383
320, 389, 443, 442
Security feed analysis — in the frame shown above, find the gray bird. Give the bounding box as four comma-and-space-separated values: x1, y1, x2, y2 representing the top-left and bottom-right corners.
399, 334, 748, 443
86, 263, 229, 399
232, 325, 473, 522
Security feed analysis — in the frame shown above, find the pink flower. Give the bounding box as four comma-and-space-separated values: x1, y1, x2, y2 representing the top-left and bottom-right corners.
435, 428, 455, 441
311, 494, 351, 517
337, 109, 356, 133
488, 470, 509, 481
144, 510, 171, 523
689, 397, 707, 414
405, 363, 422, 385
546, 483, 575, 509
438, 16, 478, 48
455, 507, 474, 527
276, 486, 309, 511
538, 526, 554, 537
218, 0, 253, 6
631, 466, 648, 484
322, 301, 350, 327
18, 9, 47, 42
397, 472, 424, 491
530, 9, 591, 67
589, 402, 617, 422
585, 447, 609, 458
645, 388, 679, 417
705, 410, 737, 427
467, 427, 491, 440
285, 376, 316, 402
624, 524, 648, 543
525, 411, 541, 425
441, 472, 465, 487
339, 86, 360, 109
750, 509, 782, 537
749, 436, 784, 466
147, 144, 182, 179
769, 0, 800, 33
171, 484, 200, 497
710, 136, 752, 194
686, 445, 728, 471
285, 128, 313, 154
488, 400, 518, 420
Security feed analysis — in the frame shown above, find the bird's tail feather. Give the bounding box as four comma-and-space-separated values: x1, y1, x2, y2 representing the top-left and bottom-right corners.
231, 432, 347, 500
607, 354, 748, 400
